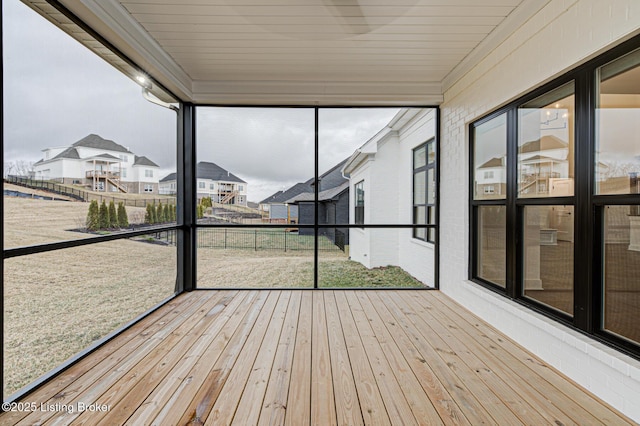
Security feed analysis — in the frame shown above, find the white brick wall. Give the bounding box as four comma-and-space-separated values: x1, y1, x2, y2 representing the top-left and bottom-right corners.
440, 0, 640, 420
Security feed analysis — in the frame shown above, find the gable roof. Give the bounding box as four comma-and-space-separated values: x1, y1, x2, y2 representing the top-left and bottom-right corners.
72, 134, 132, 153
478, 157, 504, 169
520, 135, 568, 154
159, 161, 246, 184
317, 158, 348, 192
134, 155, 159, 167
197, 161, 246, 183
260, 182, 313, 204
286, 181, 349, 204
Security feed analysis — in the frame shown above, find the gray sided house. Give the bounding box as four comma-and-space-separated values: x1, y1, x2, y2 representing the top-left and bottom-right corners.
285, 159, 350, 248
259, 180, 313, 223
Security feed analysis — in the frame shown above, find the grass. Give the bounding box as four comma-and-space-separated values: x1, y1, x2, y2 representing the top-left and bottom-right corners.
3, 191, 425, 397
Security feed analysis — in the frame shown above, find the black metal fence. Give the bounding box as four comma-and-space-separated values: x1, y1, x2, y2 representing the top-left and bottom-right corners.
5, 175, 176, 207
197, 228, 342, 252
151, 228, 345, 252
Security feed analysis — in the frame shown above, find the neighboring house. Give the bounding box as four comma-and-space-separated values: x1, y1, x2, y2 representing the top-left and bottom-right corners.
32, 134, 160, 193
342, 108, 436, 286
518, 135, 572, 197
259, 180, 313, 223
159, 161, 248, 206
475, 156, 506, 198
285, 159, 350, 248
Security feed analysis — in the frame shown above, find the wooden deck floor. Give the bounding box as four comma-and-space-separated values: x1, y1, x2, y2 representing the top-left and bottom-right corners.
1, 290, 634, 425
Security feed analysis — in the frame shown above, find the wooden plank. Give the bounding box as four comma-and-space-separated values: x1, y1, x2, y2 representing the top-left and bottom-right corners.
229, 291, 292, 425
258, 291, 302, 426
204, 291, 282, 425
152, 290, 269, 425
0, 292, 197, 425
324, 291, 364, 426
13, 291, 215, 426
386, 291, 522, 425
333, 291, 391, 426
367, 291, 471, 426
92, 291, 243, 425
401, 292, 555, 425
414, 292, 591, 425
356, 291, 444, 426
345, 291, 417, 425
126, 291, 258, 425
44, 291, 227, 426
284, 291, 312, 426
310, 291, 337, 426
430, 292, 635, 425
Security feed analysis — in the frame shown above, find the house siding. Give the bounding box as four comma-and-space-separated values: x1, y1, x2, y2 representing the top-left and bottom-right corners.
439, 0, 640, 420
346, 110, 436, 285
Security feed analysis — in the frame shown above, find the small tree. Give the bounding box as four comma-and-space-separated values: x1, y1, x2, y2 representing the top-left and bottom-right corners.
99, 200, 109, 229
163, 203, 170, 222
197, 204, 204, 219
201, 196, 212, 209
171, 204, 177, 221
108, 201, 118, 228
117, 202, 129, 228
86, 200, 99, 231
145, 203, 154, 224
157, 201, 164, 223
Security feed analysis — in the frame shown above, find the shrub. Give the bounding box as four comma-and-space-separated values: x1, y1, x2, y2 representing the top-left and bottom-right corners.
145, 204, 154, 224
156, 201, 163, 223
108, 201, 118, 228
117, 202, 129, 228
99, 200, 109, 229
201, 196, 212, 208
171, 204, 177, 221
197, 204, 204, 219
163, 204, 170, 222
86, 200, 99, 231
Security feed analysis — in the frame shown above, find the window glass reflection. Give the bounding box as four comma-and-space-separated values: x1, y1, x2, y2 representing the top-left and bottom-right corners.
603, 206, 640, 344
523, 205, 574, 315
474, 113, 507, 200
596, 48, 640, 195
518, 83, 575, 198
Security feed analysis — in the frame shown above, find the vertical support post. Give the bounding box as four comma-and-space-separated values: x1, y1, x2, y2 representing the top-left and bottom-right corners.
314, 108, 319, 289
176, 103, 197, 293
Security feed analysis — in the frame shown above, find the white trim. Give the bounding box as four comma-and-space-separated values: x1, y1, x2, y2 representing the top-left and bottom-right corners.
71, 0, 192, 99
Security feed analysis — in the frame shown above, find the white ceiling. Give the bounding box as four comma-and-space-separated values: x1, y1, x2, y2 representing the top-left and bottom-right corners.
25, 0, 550, 105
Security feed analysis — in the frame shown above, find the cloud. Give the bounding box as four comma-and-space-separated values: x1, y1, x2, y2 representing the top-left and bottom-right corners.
3, 0, 400, 203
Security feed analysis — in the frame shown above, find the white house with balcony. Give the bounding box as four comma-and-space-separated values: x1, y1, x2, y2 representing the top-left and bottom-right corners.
32, 134, 160, 193
342, 108, 437, 286
159, 161, 248, 206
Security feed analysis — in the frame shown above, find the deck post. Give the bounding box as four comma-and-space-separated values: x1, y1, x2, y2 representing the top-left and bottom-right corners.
176, 103, 197, 293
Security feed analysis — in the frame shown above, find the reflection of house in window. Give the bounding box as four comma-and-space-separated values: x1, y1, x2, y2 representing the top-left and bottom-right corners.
518, 135, 572, 196
476, 156, 506, 198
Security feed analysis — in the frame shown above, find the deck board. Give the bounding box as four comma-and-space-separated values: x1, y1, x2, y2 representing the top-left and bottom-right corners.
1, 290, 634, 426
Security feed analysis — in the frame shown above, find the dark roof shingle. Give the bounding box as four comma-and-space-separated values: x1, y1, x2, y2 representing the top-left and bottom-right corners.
72, 134, 132, 153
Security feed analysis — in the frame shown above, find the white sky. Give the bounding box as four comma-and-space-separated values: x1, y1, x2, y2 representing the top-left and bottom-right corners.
2, 0, 399, 202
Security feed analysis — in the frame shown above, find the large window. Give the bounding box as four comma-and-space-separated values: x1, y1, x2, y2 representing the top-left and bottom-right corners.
413, 141, 436, 242
470, 38, 640, 356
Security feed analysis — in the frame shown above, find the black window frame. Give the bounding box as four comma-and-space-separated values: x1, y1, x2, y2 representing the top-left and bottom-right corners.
469, 34, 640, 359
354, 180, 365, 226
413, 139, 436, 243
